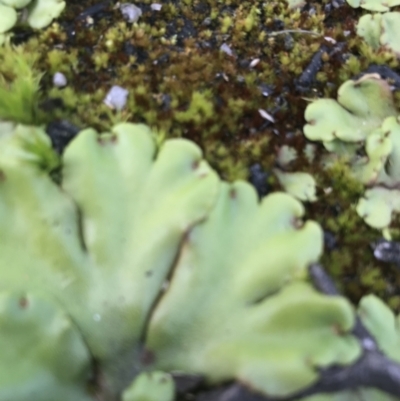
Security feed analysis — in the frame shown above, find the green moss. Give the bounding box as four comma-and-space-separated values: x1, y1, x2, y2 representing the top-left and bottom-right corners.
388, 296, 400, 310
326, 249, 354, 278
305, 156, 398, 308
0, 45, 44, 125
175, 90, 215, 124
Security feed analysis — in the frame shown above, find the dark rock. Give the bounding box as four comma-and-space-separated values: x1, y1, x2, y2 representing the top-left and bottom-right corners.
324, 230, 338, 251
46, 120, 81, 154
248, 164, 270, 198
371, 239, 400, 267
172, 373, 204, 394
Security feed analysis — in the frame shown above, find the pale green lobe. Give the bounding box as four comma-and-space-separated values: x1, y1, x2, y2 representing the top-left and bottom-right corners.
146, 185, 360, 397
380, 116, 400, 183
286, 0, 305, 8
346, 0, 400, 11
265, 294, 400, 401
0, 291, 91, 401
0, 0, 66, 36
303, 74, 400, 229
353, 116, 400, 227
357, 12, 400, 55
274, 169, 317, 202
0, 4, 17, 33
0, 0, 31, 9
122, 372, 174, 401
0, 123, 219, 395
277, 145, 298, 167
61, 123, 219, 366
357, 13, 383, 50
356, 187, 400, 229
304, 74, 397, 144
380, 12, 400, 55
359, 295, 400, 363
0, 121, 370, 399
0, 121, 16, 137
287, 295, 400, 401
346, 0, 361, 7
351, 126, 392, 185
26, 0, 65, 29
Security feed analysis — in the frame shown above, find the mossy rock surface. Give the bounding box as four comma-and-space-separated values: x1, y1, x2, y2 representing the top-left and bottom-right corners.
2, 0, 396, 311
2, 0, 400, 400
2, 3, 400, 399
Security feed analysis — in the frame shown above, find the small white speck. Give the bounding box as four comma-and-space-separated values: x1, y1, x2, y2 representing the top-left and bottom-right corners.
151, 3, 162, 11
93, 314, 101, 322
104, 85, 129, 111
324, 36, 336, 44
53, 72, 67, 88
258, 108, 275, 123
249, 58, 260, 68
220, 43, 233, 57
120, 3, 142, 23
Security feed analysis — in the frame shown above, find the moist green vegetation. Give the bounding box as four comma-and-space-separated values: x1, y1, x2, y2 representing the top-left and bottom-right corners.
2, 0, 400, 311
310, 162, 400, 309
0, 122, 360, 400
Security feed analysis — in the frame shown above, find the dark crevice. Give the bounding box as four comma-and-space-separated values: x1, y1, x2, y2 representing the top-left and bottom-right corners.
76, 206, 89, 254
137, 227, 195, 355
46, 119, 81, 154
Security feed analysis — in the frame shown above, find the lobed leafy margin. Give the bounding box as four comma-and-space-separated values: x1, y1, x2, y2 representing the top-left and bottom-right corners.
0, 122, 362, 400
